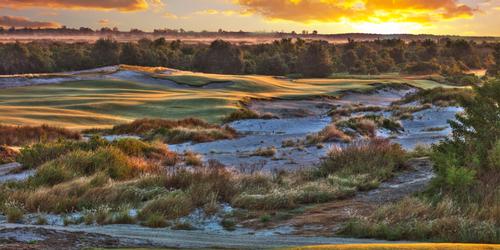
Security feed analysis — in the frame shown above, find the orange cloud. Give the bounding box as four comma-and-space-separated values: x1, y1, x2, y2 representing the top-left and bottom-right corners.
236, 0, 476, 23
0, 15, 60, 28
0, 0, 151, 11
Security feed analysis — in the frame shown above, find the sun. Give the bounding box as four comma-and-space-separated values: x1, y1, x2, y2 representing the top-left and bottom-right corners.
353, 22, 423, 34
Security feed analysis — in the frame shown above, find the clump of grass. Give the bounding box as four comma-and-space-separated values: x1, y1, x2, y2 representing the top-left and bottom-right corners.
0, 124, 81, 146
282, 139, 298, 148
221, 218, 237, 231
172, 221, 196, 230
3, 201, 24, 223
35, 214, 48, 225
251, 147, 277, 157
108, 209, 136, 224
141, 213, 169, 228
222, 108, 260, 123
184, 151, 203, 166
329, 105, 384, 117
260, 214, 272, 223
306, 124, 352, 144
0, 146, 19, 164
318, 139, 407, 181
395, 87, 474, 107
28, 146, 142, 187
86, 118, 238, 144
140, 191, 193, 220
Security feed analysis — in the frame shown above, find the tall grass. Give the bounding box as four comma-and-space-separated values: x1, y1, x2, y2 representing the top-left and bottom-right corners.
86, 118, 238, 144
0, 124, 81, 146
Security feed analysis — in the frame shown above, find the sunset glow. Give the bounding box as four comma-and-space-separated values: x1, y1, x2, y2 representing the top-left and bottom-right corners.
0, 0, 499, 35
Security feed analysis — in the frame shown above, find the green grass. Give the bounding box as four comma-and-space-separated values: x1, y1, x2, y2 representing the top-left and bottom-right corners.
0, 67, 453, 129
162, 75, 229, 87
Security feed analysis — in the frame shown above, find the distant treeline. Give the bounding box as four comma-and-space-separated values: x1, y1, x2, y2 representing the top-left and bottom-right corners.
0, 37, 499, 77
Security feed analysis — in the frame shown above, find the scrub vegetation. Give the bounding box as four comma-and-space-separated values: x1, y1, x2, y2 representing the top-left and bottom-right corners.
340, 80, 500, 243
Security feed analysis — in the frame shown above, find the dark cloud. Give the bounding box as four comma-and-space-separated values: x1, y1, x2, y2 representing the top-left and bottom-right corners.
0, 15, 60, 28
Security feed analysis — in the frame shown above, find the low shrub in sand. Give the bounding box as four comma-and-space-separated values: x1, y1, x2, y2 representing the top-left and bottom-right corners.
0, 124, 81, 147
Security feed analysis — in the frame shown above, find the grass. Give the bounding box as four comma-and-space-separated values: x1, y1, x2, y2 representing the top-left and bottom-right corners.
0, 124, 81, 146
0, 66, 452, 129
395, 87, 474, 106
86, 118, 238, 144
0, 146, 19, 164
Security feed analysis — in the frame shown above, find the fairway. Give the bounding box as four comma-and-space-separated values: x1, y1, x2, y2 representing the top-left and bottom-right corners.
0, 66, 451, 129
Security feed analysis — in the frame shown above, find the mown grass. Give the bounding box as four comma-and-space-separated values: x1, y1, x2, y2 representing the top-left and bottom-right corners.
0, 66, 452, 129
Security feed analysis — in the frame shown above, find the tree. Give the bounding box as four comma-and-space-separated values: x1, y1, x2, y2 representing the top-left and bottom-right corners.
193, 39, 244, 74
487, 45, 500, 77
91, 39, 120, 66
120, 42, 142, 65
298, 41, 333, 77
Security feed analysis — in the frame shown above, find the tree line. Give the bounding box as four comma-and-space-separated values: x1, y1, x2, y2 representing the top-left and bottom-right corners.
0, 38, 498, 78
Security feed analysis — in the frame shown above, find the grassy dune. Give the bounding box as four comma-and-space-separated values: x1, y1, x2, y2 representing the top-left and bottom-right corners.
0, 66, 451, 129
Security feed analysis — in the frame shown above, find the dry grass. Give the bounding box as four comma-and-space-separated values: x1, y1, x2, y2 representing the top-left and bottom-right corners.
88, 118, 238, 144
0, 145, 19, 164
0, 124, 81, 146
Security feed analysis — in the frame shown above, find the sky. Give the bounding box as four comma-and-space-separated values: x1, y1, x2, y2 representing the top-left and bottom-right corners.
0, 0, 499, 36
